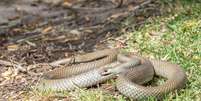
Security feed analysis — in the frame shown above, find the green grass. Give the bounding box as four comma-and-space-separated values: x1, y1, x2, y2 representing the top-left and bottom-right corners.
123, 1, 201, 100
29, 1, 201, 101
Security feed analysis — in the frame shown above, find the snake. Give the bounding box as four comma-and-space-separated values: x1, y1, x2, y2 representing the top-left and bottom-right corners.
36, 49, 187, 99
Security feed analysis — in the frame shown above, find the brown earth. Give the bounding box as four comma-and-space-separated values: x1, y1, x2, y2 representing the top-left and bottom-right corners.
0, 0, 162, 100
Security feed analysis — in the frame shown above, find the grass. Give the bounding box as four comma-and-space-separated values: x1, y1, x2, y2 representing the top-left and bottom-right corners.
29, 0, 201, 101
123, 0, 201, 100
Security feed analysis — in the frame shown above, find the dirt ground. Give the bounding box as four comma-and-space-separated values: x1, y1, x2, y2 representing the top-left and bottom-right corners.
0, 0, 161, 100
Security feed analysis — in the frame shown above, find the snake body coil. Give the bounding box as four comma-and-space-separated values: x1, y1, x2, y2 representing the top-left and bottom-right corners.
37, 49, 187, 99
116, 57, 187, 99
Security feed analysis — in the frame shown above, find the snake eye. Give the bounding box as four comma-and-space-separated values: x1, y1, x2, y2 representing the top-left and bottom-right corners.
99, 68, 112, 76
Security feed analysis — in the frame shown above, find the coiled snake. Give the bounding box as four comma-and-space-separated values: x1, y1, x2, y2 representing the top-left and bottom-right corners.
36, 49, 187, 99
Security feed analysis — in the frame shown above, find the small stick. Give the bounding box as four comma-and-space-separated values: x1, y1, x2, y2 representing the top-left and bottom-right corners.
0, 59, 26, 72
0, 59, 12, 66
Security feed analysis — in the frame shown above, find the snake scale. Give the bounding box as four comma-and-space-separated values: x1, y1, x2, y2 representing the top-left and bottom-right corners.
37, 49, 187, 99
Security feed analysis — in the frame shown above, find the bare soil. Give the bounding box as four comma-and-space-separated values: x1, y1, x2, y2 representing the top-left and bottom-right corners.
0, 0, 161, 100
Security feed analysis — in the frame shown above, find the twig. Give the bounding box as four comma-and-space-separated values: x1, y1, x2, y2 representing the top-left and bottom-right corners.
0, 59, 26, 72
0, 59, 12, 66
132, 0, 152, 12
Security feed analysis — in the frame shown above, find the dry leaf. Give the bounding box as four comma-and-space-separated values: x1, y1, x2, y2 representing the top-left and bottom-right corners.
110, 12, 128, 19
63, 0, 77, 7
128, 5, 135, 11
84, 16, 90, 21
7, 44, 19, 51
42, 26, 52, 34
1, 68, 13, 78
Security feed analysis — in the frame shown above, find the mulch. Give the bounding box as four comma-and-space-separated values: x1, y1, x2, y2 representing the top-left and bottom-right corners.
0, 0, 161, 100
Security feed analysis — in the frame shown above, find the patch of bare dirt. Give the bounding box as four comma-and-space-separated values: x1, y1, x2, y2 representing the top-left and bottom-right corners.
0, 0, 162, 100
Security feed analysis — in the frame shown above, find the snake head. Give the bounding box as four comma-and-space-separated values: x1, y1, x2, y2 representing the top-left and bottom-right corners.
99, 68, 114, 76
99, 67, 120, 76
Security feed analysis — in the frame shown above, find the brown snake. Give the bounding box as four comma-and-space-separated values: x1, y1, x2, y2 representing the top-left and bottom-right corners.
36, 49, 187, 99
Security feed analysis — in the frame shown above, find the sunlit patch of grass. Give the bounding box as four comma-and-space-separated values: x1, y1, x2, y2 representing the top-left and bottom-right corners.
28, 86, 128, 101
124, 1, 201, 100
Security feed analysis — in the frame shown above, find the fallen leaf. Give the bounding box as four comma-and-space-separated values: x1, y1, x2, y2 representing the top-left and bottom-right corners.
110, 12, 128, 19
42, 26, 53, 34
1, 68, 13, 78
7, 44, 19, 51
